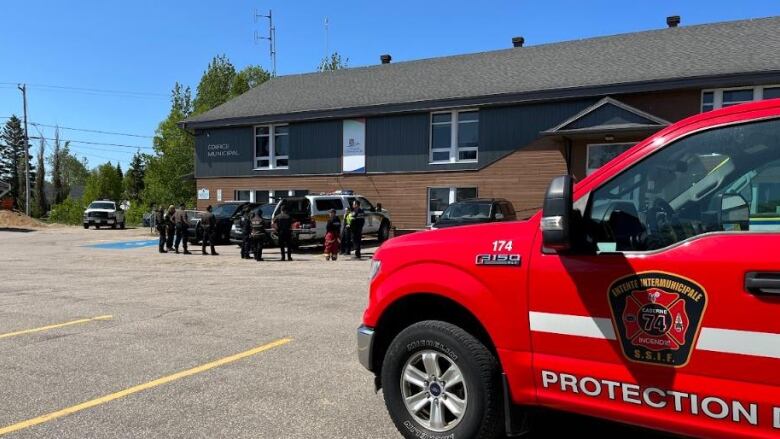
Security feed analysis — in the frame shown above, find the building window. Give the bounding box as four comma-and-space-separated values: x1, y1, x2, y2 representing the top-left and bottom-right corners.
586, 143, 635, 176
234, 190, 251, 201
701, 85, 780, 112
427, 187, 478, 224
254, 124, 289, 169
430, 110, 479, 164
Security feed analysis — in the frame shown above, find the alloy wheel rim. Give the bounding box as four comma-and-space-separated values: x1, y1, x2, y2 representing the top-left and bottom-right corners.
400, 349, 468, 432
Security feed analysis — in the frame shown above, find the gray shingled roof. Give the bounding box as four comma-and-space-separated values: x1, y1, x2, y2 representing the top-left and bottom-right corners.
184, 16, 780, 127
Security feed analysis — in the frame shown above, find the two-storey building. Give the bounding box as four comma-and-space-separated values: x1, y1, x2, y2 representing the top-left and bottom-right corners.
183, 16, 780, 229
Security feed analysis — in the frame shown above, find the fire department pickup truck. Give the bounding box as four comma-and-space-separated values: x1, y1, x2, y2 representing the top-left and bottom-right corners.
358, 99, 780, 439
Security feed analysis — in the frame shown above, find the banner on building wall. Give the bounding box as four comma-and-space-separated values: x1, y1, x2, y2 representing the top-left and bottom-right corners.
343, 119, 366, 173
197, 188, 210, 200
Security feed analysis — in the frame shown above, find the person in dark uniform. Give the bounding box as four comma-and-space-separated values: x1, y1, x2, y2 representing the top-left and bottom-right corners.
350, 201, 366, 259
200, 205, 219, 256
240, 206, 252, 259
324, 208, 341, 261
165, 205, 176, 251
250, 210, 266, 261
173, 203, 191, 254
273, 206, 293, 261
155, 206, 167, 253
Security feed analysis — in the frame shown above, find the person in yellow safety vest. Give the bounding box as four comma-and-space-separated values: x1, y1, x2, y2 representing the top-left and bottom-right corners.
340, 209, 353, 256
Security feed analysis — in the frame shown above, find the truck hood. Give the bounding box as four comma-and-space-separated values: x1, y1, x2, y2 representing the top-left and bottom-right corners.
375, 219, 537, 264
84, 209, 115, 213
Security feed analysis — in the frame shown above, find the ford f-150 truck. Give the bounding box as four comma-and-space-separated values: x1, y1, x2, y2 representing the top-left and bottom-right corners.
358, 99, 780, 439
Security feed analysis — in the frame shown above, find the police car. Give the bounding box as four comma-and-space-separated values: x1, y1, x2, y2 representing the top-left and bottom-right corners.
358, 99, 780, 438
83, 200, 125, 229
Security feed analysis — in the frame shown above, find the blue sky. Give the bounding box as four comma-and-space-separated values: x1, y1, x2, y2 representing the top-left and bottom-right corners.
1, 0, 778, 171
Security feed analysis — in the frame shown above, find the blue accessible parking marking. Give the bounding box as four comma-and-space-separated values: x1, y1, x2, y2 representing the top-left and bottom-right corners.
85, 239, 159, 250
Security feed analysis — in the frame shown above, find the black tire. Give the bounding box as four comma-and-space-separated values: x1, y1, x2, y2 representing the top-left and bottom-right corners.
95, 224, 100, 229
381, 320, 504, 439
112, 223, 117, 229
377, 220, 390, 242
83, 224, 89, 229
120, 222, 125, 230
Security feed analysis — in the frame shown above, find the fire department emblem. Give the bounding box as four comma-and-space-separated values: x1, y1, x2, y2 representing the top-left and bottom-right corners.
607, 272, 707, 367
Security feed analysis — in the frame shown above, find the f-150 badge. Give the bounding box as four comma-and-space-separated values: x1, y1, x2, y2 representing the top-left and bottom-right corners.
607, 272, 707, 368
475, 254, 521, 266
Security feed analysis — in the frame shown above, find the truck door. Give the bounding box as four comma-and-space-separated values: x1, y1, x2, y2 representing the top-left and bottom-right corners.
529, 117, 780, 438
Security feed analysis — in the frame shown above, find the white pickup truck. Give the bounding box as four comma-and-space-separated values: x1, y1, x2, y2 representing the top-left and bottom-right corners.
83, 200, 125, 229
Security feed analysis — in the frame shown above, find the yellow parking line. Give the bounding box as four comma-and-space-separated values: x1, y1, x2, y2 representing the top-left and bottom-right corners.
0, 315, 113, 340
0, 337, 292, 436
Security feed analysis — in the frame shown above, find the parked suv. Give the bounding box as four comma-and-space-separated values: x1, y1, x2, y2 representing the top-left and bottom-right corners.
431, 198, 517, 229
189, 202, 255, 244
307, 192, 392, 242
83, 200, 125, 229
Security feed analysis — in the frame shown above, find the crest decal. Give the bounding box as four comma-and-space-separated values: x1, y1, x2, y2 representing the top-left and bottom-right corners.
607, 272, 707, 367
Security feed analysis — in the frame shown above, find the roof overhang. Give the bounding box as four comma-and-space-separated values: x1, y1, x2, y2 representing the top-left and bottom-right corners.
181, 70, 780, 129
541, 97, 670, 137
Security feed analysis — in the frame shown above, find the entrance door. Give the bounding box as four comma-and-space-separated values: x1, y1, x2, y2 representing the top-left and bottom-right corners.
529, 117, 780, 438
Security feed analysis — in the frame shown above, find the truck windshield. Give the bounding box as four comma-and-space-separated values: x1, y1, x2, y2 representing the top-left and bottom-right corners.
88, 202, 114, 210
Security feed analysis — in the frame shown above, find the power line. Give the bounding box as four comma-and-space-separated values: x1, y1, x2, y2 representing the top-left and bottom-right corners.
0, 82, 168, 98
30, 122, 154, 139
30, 136, 153, 150
1, 117, 154, 139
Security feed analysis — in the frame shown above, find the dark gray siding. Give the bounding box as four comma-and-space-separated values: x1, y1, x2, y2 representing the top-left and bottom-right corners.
289, 120, 341, 174
365, 98, 597, 173
195, 120, 342, 178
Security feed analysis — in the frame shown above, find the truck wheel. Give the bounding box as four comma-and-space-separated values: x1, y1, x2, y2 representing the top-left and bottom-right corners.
377, 220, 390, 242
112, 223, 117, 229
381, 320, 504, 439
83, 224, 89, 229
120, 222, 125, 230
95, 224, 100, 229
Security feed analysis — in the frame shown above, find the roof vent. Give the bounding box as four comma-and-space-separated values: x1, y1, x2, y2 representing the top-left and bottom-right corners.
666, 15, 681, 28
512, 36, 525, 48
380, 54, 392, 64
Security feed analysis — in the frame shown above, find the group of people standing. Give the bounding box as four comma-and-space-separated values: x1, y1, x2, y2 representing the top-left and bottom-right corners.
236, 205, 294, 262
154, 204, 192, 254
154, 200, 369, 261
328, 200, 365, 260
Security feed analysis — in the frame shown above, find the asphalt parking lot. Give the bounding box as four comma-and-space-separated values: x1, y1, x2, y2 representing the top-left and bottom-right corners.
0, 226, 670, 438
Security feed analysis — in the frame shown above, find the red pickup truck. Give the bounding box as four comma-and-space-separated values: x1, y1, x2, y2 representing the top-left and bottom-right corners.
358, 99, 780, 439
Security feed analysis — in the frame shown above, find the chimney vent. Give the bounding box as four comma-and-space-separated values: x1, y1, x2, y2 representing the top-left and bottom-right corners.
667, 15, 681, 28
380, 54, 392, 64
512, 36, 525, 48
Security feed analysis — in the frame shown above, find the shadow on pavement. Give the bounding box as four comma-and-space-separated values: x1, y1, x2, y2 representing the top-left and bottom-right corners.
0, 227, 36, 233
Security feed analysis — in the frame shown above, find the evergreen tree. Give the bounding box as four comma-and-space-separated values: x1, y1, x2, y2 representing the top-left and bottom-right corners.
34, 138, 47, 217
124, 151, 146, 201
0, 115, 33, 210
51, 128, 64, 204
116, 162, 123, 182
192, 55, 237, 115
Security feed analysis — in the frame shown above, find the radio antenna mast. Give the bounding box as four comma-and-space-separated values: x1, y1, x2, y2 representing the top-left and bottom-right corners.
254, 9, 277, 76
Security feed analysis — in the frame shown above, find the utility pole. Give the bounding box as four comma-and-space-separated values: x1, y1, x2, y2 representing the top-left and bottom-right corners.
17, 84, 30, 216
254, 9, 277, 76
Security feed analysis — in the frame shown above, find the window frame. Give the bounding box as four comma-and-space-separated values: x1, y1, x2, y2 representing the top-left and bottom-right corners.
701, 85, 780, 112
585, 142, 636, 176
253, 124, 290, 170
427, 186, 479, 225
233, 190, 252, 202
429, 109, 479, 164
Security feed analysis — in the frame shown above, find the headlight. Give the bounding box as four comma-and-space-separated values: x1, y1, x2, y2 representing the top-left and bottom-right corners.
369, 259, 381, 281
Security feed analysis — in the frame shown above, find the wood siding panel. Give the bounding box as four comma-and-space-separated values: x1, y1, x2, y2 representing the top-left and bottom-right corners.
196, 146, 566, 229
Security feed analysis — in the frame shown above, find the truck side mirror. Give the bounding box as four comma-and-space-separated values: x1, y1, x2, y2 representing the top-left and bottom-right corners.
541, 175, 574, 252
719, 193, 750, 231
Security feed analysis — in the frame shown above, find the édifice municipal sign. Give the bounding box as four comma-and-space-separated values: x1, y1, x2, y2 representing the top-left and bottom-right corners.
207, 143, 239, 158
